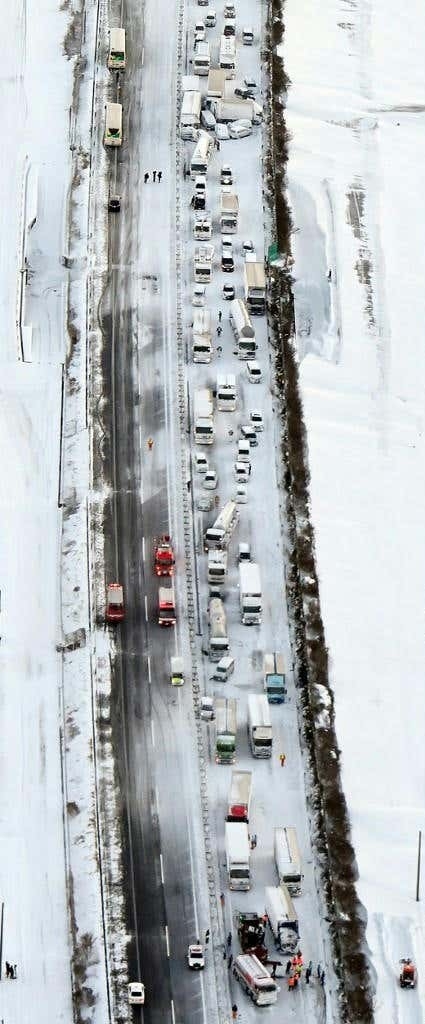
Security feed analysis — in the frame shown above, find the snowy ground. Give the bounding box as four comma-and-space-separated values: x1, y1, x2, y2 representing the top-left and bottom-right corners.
284, 0, 425, 1016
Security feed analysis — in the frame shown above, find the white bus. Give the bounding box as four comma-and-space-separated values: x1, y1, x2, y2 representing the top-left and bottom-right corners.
219, 35, 236, 76
108, 28, 126, 70
104, 102, 123, 147
193, 41, 210, 76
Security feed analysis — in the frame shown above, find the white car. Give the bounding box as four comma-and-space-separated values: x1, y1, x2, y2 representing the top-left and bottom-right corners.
223, 283, 235, 300
205, 10, 216, 26
203, 469, 218, 489
188, 943, 205, 969
242, 239, 255, 254
228, 120, 253, 140
244, 76, 257, 91
234, 461, 250, 483
215, 123, 230, 141
234, 484, 248, 503
194, 452, 209, 473
220, 164, 233, 185
250, 409, 263, 431
194, 21, 206, 41
192, 284, 206, 306
128, 982, 145, 1005
246, 360, 262, 383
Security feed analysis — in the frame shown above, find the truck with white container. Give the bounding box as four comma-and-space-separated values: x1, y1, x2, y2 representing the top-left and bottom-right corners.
194, 244, 214, 282
229, 299, 257, 359
190, 132, 214, 178
214, 696, 236, 761
263, 652, 287, 704
220, 190, 239, 233
204, 500, 239, 551
193, 212, 212, 241
239, 562, 262, 625
192, 309, 212, 363
247, 694, 273, 758
193, 40, 210, 76
213, 98, 257, 123
274, 827, 303, 896
227, 770, 252, 822
232, 954, 278, 1006
219, 35, 236, 75
225, 821, 250, 890
264, 885, 299, 954
181, 90, 202, 127
193, 388, 214, 444
216, 373, 237, 411
244, 261, 266, 315
208, 598, 229, 660
207, 548, 228, 588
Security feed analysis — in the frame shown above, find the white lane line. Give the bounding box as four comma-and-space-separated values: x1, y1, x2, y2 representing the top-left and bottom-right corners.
160, 852, 165, 885
142, 536, 146, 562
165, 924, 170, 958
147, 655, 151, 686
141, 46, 145, 66
171, 999, 176, 1024
144, 594, 148, 621
151, 720, 155, 747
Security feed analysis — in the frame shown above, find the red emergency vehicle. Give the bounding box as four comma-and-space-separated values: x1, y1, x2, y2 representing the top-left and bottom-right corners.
158, 585, 176, 626
106, 583, 125, 623
153, 535, 175, 576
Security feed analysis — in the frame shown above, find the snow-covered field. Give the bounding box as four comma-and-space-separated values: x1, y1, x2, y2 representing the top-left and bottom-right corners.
284, 0, 425, 1015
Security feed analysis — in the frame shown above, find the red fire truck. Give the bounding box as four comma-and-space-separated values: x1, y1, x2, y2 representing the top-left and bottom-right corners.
158, 585, 176, 627
106, 582, 125, 623
154, 535, 175, 576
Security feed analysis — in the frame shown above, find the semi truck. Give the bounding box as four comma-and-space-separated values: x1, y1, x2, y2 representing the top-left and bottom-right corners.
192, 40, 210, 76
192, 308, 212, 363
220, 189, 239, 233
219, 34, 236, 76
158, 585, 176, 626
193, 213, 212, 241
239, 562, 262, 625
274, 827, 303, 895
190, 133, 214, 178
226, 770, 252, 822
207, 549, 228, 589
225, 821, 250, 889
247, 694, 273, 758
263, 652, 287, 703
193, 388, 214, 444
212, 98, 255, 123
244, 260, 266, 315
208, 597, 229, 660
264, 885, 299, 954
204, 500, 239, 551
232, 954, 278, 1006
216, 373, 237, 411
229, 299, 257, 359
193, 244, 214, 282
214, 696, 237, 762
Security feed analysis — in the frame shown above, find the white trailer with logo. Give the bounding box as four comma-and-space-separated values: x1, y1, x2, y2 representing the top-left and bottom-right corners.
216, 374, 237, 411
274, 827, 303, 895
247, 694, 273, 758
220, 190, 239, 233
239, 562, 262, 625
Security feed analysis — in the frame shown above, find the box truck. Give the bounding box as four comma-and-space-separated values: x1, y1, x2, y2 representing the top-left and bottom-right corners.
247, 694, 273, 758
225, 821, 250, 889
229, 299, 257, 359
244, 261, 266, 315
220, 189, 239, 233
239, 562, 262, 625
204, 500, 239, 550
214, 696, 237, 761
263, 652, 287, 703
227, 770, 252, 822
208, 598, 229, 660
193, 388, 214, 444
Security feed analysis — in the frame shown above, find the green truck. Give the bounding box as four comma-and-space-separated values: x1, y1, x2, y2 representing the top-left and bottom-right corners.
214, 696, 237, 763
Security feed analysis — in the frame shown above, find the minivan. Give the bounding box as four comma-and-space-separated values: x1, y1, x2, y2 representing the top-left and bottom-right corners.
205, 10, 216, 25
242, 26, 254, 44
223, 18, 236, 35
238, 542, 251, 562
194, 21, 206, 41
237, 439, 251, 463
224, 1, 235, 15
246, 360, 262, 383
221, 240, 234, 272
221, 164, 233, 185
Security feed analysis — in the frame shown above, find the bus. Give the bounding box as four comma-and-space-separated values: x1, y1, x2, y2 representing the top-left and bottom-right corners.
104, 102, 123, 147
219, 35, 236, 76
108, 28, 126, 70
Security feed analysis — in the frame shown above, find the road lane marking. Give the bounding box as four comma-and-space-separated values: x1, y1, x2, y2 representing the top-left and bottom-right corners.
142, 536, 146, 562
160, 852, 165, 884
171, 999, 176, 1024
147, 655, 151, 685
165, 924, 170, 957
144, 594, 148, 621
151, 720, 155, 747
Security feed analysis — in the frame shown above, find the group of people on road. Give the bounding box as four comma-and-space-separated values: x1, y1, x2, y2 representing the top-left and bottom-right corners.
144, 170, 163, 183
286, 952, 325, 989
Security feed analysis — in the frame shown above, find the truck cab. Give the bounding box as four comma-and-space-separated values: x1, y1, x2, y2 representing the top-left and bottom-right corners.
154, 534, 175, 576
158, 585, 176, 626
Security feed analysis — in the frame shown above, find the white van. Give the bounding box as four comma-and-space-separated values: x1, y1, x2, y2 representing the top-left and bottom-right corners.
205, 10, 216, 25
228, 120, 252, 139
242, 26, 254, 44
246, 360, 262, 383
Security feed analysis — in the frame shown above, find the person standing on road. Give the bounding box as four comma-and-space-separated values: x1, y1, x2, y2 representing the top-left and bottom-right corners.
320, 969, 326, 987
144, 172, 149, 183
305, 961, 313, 984
279, 752, 286, 767
218, 309, 222, 323
286, 959, 292, 975
227, 931, 232, 948
158, 171, 162, 183
228, 953, 233, 970
153, 170, 157, 182
205, 929, 210, 944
